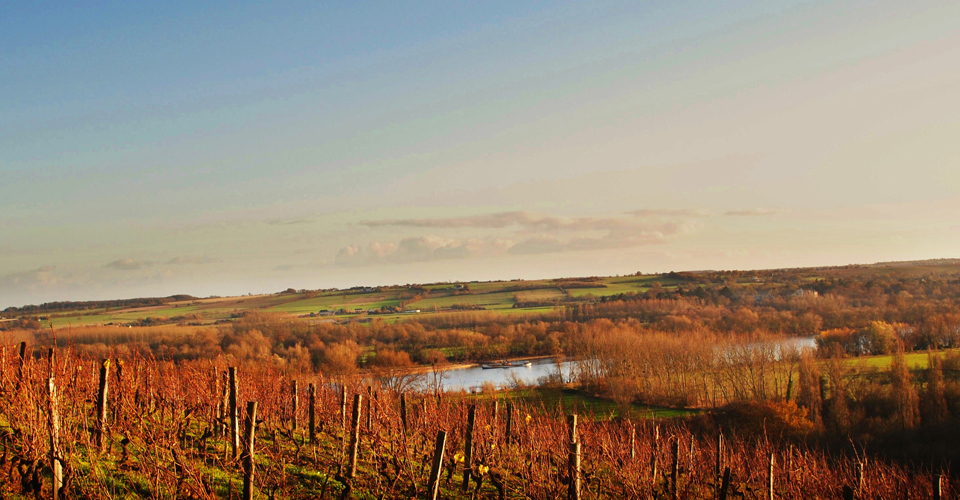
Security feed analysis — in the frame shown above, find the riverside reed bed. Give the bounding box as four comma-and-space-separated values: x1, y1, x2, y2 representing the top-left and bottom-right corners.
0, 345, 949, 499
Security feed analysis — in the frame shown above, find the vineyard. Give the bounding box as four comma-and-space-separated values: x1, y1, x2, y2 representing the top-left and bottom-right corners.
1, 343, 950, 499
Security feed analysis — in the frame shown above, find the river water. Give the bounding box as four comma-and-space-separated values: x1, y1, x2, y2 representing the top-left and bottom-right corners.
436, 336, 817, 392
439, 358, 575, 392
723, 335, 817, 355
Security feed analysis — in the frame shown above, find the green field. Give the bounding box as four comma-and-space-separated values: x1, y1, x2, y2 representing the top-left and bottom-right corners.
32, 276, 671, 329
481, 387, 697, 420
513, 288, 566, 302
843, 349, 956, 370
563, 275, 680, 298
567, 283, 639, 298
265, 291, 403, 314
44, 294, 301, 328
413, 291, 519, 310
48, 314, 116, 328
22, 265, 928, 331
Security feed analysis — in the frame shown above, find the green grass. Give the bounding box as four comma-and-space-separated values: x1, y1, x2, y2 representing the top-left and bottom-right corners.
49, 314, 116, 328
513, 289, 565, 302
414, 291, 518, 310
567, 283, 646, 298
486, 387, 698, 420
267, 291, 403, 314
843, 349, 957, 370
463, 280, 522, 292
560, 275, 681, 298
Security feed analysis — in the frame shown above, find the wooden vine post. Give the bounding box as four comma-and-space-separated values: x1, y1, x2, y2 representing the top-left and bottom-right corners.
347, 393, 362, 479
461, 404, 477, 492
229, 367, 240, 459
211, 366, 220, 434
16, 341, 27, 390
427, 430, 448, 500
48, 347, 56, 378
569, 442, 582, 500
219, 370, 228, 437
48, 377, 63, 500
504, 401, 513, 445
291, 380, 299, 432
365, 386, 373, 431
399, 392, 408, 433
114, 358, 125, 425
242, 401, 258, 500
715, 432, 724, 482
372, 390, 379, 434
96, 359, 111, 452
718, 467, 731, 500
855, 460, 864, 495
650, 425, 660, 485
568, 413, 581, 500
308, 383, 317, 444
842, 485, 854, 500
670, 438, 680, 500
145, 365, 155, 411
340, 386, 348, 439
785, 445, 793, 483
767, 452, 775, 500
567, 414, 578, 444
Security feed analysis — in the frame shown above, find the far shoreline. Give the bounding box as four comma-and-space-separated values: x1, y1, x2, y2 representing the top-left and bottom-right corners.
403, 354, 559, 375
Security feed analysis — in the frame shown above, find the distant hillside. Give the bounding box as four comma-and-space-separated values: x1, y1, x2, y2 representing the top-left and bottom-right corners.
3, 295, 197, 315
5, 257, 960, 328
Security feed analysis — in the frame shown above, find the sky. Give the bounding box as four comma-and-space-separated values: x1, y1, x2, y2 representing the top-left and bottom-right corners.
2, 0, 959, 308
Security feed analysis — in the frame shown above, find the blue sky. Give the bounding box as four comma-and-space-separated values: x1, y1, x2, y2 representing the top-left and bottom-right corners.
2, 1, 959, 307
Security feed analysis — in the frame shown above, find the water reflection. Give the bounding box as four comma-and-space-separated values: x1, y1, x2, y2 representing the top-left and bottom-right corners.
721, 336, 817, 360
439, 358, 575, 392
434, 336, 816, 392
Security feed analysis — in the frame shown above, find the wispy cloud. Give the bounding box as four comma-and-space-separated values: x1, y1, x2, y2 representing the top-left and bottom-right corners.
103, 259, 153, 270
335, 236, 515, 266
0, 266, 59, 289
626, 208, 711, 218
362, 211, 565, 229
724, 208, 783, 216
361, 210, 700, 233
267, 217, 314, 226
508, 220, 702, 255
0, 266, 76, 308
339, 209, 706, 265
166, 256, 221, 265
